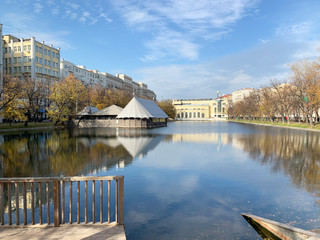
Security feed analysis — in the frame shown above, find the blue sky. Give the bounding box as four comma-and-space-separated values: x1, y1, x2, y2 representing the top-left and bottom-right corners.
1, 0, 320, 99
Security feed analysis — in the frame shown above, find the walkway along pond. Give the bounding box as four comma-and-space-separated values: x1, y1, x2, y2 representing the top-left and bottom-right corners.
0, 121, 319, 239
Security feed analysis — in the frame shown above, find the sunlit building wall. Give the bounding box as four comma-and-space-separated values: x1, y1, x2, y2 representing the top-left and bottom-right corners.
2, 35, 60, 82
173, 94, 232, 120
60, 59, 156, 100
232, 88, 255, 103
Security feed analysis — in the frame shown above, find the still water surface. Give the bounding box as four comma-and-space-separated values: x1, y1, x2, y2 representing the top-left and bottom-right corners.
1, 121, 320, 239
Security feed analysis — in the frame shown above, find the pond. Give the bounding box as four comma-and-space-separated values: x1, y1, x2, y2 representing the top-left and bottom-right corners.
1, 121, 320, 239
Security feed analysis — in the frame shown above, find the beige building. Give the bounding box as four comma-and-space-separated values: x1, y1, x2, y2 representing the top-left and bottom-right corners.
232, 88, 255, 103
173, 94, 232, 120
2, 34, 60, 82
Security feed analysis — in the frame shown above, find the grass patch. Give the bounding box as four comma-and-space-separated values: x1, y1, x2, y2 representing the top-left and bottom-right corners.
230, 119, 320, 130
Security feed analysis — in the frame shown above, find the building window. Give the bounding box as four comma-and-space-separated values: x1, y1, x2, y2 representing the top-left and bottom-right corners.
202, 113, 205, 118
56, 53, 59, 58
24, 66, 27, 72
13, 46, 17, 52
35, 57, 38, 63
44, 59, 47, 65
18, 46, 21, 52
18, 57, 21, 63
198, 112, 200, 118
48, 69, 51, 75
44, 49, 47, 55
39, 47, 42, 53
39, 58, 42, 64
28, 56, 31, 62
8, 58, 11, 64
28, 66, 31, 71
4, 47, 7, 53
52, 62, 55, 68
36, 46, 38, 52
52, 52, 55, 58
43, 68, 47, 74
24, 56, 27, 63
23, 45, 27, 51
193, 112, 196, 118
14, 67, 17, 73
28, 45, 31, 51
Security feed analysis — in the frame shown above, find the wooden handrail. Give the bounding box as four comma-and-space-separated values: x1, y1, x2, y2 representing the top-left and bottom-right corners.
0, 176, 124, 227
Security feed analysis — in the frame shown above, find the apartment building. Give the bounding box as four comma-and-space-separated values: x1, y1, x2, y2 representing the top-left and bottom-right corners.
232, 88, 255, 103
2, 34, 60, 82
0, 24, 3, 82
60, 59, 156, 100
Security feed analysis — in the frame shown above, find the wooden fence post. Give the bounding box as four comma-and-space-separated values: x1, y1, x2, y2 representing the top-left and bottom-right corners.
54, 180, 60, 227
118, 177, 124, 225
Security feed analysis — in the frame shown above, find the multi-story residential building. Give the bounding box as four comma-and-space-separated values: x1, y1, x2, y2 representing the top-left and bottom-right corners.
0, 24, 3, 83
2, 34, 60, 82
173, 94, 232, 120
60, 59, 156, 100
232, 88, 255, 103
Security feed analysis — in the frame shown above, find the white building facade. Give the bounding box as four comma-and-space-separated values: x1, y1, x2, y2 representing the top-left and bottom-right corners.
60, 59, 156, 100
232, 88, 255, 103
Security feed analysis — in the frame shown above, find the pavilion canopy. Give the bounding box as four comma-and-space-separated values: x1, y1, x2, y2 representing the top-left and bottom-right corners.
116, 97, 168, 119
77, 106, 99, 115
93, 105, 123, 116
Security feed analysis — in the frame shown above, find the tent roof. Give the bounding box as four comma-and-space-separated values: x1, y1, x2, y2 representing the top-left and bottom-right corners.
77, 106, 99, 115
116, 97, 168, 119
93, 105, 123, 116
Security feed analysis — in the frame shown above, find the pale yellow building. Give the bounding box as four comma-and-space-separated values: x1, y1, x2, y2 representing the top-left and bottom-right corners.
2, 34, 60, 82
173, 94, 232, 120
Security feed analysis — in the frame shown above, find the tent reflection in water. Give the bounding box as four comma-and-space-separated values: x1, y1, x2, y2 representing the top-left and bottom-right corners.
116, 97, 168, 128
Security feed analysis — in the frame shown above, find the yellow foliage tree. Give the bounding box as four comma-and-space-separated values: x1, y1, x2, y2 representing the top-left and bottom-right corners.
47, 74, 88, 124
2, 99, 28, 125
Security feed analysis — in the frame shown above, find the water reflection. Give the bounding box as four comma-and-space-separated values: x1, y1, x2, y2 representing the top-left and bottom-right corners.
1, 127, 320, 198
0, 128, 165, 178
1, 123, 320, 238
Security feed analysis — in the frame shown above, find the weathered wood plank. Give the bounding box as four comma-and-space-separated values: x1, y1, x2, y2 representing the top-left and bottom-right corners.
23, 182, 27, 225
92, 180, 95, 224
15, 183, 19, 225
77, 181, 80, 224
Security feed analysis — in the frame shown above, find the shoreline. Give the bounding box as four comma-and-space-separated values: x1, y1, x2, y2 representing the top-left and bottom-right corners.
228, 120, 320, 132
0, 126, 65, 133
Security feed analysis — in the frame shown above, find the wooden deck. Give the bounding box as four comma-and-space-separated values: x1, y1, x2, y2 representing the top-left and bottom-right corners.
0, 224, 126, 240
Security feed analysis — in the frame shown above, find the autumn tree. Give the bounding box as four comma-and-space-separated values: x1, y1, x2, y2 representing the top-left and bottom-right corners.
21, 77, 48, 121
47, 74, 88, 124
2, 99, 28, 125
291, 60, 320, 125
0, 73, 23, 111
89, 84, 107, 110
157, 99, 176, 119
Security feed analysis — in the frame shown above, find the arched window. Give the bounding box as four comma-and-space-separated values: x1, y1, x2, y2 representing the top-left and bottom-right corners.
214, 107, 217, 113
189, 112, 192, 118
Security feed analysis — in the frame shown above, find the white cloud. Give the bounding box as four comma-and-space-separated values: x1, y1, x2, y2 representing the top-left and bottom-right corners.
112, 0, 260, 61
142, 29, 199, 62
1, 13, 72, 50
136, 38, 318, 99
33, 2, 43, 13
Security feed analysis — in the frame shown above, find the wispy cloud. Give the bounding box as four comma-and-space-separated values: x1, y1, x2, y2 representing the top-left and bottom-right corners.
33, 2, 43, 13
112, 0, 259, 61
1, 12, 72, 49
136, 38, 317, 98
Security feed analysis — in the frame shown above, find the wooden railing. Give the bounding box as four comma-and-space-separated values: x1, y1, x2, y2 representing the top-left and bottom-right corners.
0, 176, 124, 227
